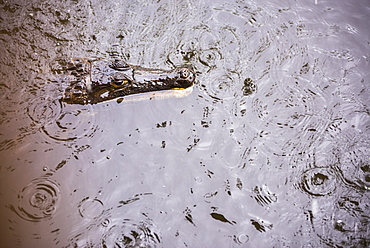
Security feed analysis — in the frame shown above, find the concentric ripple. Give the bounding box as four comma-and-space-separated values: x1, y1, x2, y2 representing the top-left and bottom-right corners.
202, 70, 240, 102
27, 97, 62, 125
309, 196, 370, 247
101, 220, 160, 248
78, 197, 104, 219
340, 146, 370, 190
215, 137, 245, 168
27, 96, 98, 141
13, 177, 61, 222
199, 48, 222, 69
300, 167, 337, 196
42, 104, 98, 141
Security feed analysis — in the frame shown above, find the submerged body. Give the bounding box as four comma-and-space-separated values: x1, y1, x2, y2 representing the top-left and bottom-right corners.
62, 58, 196, 104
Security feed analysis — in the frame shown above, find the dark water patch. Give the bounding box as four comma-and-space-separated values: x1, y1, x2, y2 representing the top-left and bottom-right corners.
210, 212, 235, 225
242, 78, 257, 96
183, 207, 196, 226
117, 193, 153, 208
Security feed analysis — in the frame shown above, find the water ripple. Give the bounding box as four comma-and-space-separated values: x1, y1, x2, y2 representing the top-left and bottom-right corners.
78, 197, 104, 219
27, 96, 98, 141
233, 234, 249, 245
100, 220, 160, 248
339, 146, 370, 191
309, 194, 370, 247
251, 185, 277, 208
12, 176, 61, 222
214, 136, 245, 168
201, 70, 240, 102
300, 167, 337, 196
199, 48, 222, 70
27, 97, 62, 126
167, 25, 237, 73
43, 104, 98, 141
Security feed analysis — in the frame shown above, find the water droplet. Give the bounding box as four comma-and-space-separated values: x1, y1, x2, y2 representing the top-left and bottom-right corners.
334, 219, 345, 231
102, 218, 110, 227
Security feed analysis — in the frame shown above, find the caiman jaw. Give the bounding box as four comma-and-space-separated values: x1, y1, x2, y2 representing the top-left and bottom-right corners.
61, 58, 196, 105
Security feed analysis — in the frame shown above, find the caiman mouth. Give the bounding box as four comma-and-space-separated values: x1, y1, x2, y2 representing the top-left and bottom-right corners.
62, 58, 196, 105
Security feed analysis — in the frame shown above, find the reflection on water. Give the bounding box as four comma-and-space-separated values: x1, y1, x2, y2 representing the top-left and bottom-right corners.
0, 0, 369, 247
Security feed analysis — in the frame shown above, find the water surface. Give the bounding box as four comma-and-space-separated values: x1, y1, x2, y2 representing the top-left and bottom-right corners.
0, 0, 369, 247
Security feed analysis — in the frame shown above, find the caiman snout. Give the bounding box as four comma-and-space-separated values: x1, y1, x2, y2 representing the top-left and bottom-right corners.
172, 68, 196, 88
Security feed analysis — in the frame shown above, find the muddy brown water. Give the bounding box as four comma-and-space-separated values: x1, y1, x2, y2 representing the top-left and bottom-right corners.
0, 0, 369, 247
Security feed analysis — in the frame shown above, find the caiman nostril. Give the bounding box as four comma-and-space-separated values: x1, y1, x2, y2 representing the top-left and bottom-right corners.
180, 68, 190, 78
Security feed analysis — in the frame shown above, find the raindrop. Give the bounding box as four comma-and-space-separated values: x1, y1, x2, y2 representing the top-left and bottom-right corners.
167, 38, 198, 65
204, 191, 218, 203
309, 202, 369, 246
195, 177, 203, 183
340, 147, 370, 190
334, 219, 345, 232
102, 218, 110, 227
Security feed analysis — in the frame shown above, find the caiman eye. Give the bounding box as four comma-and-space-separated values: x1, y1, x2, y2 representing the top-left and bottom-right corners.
111, 79, 129, 87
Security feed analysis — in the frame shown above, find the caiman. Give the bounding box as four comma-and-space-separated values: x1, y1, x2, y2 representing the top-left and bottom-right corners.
61, 58, 196, 105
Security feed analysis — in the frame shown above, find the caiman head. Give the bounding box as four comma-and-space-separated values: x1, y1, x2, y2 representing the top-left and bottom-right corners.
61, 58, 196, 104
